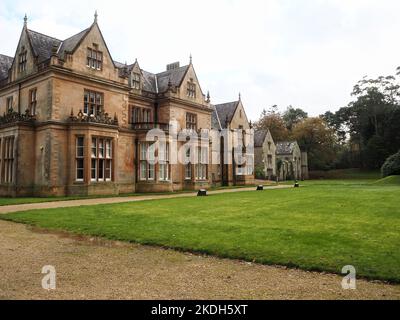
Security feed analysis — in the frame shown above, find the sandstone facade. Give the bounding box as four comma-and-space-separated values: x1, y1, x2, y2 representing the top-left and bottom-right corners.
0, 15, 254, 197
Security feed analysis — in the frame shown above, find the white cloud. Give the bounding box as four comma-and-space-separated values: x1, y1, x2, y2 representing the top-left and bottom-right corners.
1, 0, 400, 120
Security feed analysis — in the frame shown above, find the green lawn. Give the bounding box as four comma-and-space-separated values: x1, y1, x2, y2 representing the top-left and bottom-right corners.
0, 194, 143, 206
0, 185, 267, 207
2, 180, 400, 282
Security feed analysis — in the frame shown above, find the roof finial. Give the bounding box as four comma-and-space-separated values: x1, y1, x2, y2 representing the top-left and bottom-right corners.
94, 10, 98, 23
24, 14, 28, 28
189, 53, 192, 64
239, 92, 241, 101
206, 91, 210, 103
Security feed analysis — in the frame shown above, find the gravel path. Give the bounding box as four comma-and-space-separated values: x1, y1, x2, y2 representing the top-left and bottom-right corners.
1, 220, 399, 300
0, 185, 291, 214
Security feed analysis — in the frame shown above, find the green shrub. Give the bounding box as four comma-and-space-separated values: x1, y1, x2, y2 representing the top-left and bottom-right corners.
255, 165, 265, 179
381, 150, 400, 177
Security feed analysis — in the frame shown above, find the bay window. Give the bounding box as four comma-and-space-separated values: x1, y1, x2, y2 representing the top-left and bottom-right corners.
247, 155, 254, 175
184, 147, 192, 180
91, 137, 113, 182
129, 106, 152, 124
76, 136, 84, 182
195, 146, 208, 181
237, 165, 245, 176
159, 142, 170, 181
139, 142, 155, 181
1, 136, 15, 184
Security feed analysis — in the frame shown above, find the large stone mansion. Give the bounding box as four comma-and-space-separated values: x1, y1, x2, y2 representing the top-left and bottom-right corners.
0, 14, 255, 197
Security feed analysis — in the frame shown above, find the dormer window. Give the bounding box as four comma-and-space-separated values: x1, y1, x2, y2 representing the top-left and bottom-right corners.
18, 47, 27, 73
187, 80, 196, 98
87, 46, 103, 70
131, 72, 141, 90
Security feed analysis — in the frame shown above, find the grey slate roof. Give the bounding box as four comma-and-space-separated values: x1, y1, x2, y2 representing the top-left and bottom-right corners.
211, 107, 222, 130
0, 54, 13, 80
27, 29, 62, 63
142, 70, 157, 93
276, 141, 298, 155
111, 62, 189, 94
1, 24, 191, 93
58, 28, 90, 59
155, 65, 189, 93
113, 61, 128, 69
213, 101, 239, 129
254, 130, 268, 148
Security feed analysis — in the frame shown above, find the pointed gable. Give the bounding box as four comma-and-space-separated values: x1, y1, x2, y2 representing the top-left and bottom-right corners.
10, 26, 37, 81
214, 101, 239, 129
59, 22, 123, 82
254, 130, 268, 148
156, 65, 190, 93
276, 141, 300, 156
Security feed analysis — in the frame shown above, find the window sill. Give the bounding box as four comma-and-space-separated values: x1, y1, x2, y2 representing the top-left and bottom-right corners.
90, 181, 114, 184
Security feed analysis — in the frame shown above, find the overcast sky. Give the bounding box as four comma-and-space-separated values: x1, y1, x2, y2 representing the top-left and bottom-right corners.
1, 0, 400, 120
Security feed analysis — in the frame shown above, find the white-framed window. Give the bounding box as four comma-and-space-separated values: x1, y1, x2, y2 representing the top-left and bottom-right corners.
237, 165, 245, 176
87, 47, 103, 70
247, 155, 254, 175
195, 146, 208, 181
129, 106, 151, 124
143, 109, 151, 123
184, 147, 192, 180
84, 90, 103, 116
186, 113, 197, 130
159, 142, 170, 181
139, 142, 156, 181
29, 88, 37, 116
140, 162, 147, 181
91, 137, 113, 182
0, 136, 15, 184
185, 165, 192, 180
131, 72, 141, 90
148, 143, 155, 180
18, 47, 27, 73
76, 136, 85, 182
187, 81, 196, 98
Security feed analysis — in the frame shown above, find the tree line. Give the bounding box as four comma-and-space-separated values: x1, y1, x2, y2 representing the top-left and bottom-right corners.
254, 68, 400, 171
